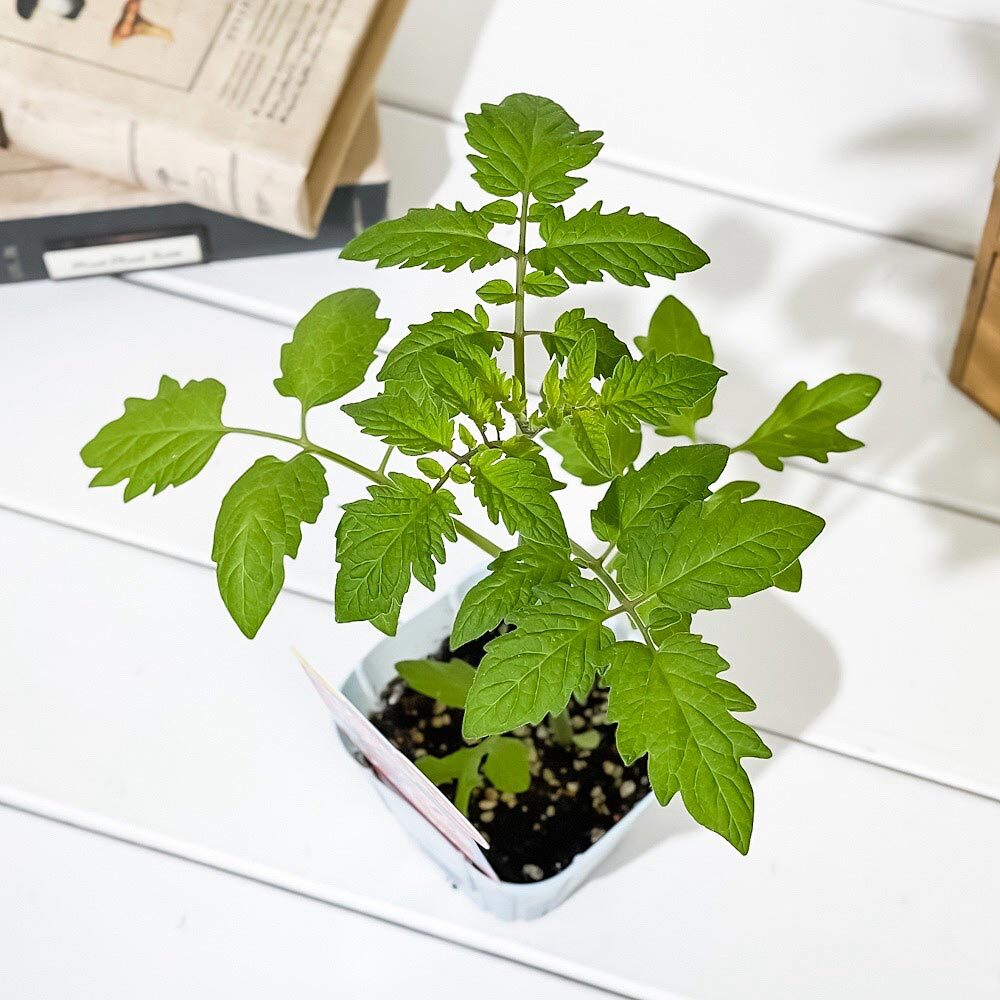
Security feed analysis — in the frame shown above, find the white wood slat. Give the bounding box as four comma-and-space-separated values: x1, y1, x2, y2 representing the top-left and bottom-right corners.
3, 271, 1000, 799
378, 0, 1000, 254
0, 807, 609, 1000
125, 106, 1000, 525
2, 510, 1000, 999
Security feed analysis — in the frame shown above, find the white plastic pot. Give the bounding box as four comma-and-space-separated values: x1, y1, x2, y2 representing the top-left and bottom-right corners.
337, 570, 655, 921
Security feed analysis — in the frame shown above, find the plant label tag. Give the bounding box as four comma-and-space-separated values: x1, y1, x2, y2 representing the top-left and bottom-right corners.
295, 651, 498, 882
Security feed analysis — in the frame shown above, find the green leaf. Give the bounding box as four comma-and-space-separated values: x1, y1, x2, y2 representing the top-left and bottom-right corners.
479, 199, 519, 224
463, 577, 614, 738
528, 202, 710, 286
451, 542, 578, 649
211, 454, 328, 639
416, 457, 445, 479
470, 450, 568, 547
621, 499, 825, 613
342, 387, 454, 456
543, 416, 640, 486
601, 354, 724, 428
458, 424, 478, 450
450, 464, 471, 485
638, 296, 716, 439
464, 93, 603, 204
340, 203, 514, 273
335, 473, 459, 636
397, 657, 475, 707
379, 309, 502, 382
273, 289, 390, 412
416, 353, 499, 429
591, 444, 729, 549
773, 559, 802, 593
417, 736, 529, 814
541, 309, 631, 380
570, 409, 641, 481
704, 480, 761, 510
476, 279, 517, 305
524, 270, 569, 298
81, 376, 227, 501
636, 295, 714, 362
737, 374, 882, 471
449, 340, 513, 403
606, 635, 771, 853
540, 359, 563, 414
563, 331, 598, 407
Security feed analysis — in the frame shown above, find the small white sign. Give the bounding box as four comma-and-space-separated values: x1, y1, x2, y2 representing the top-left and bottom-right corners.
295, 651, 498, 881
43, 233, 204, 279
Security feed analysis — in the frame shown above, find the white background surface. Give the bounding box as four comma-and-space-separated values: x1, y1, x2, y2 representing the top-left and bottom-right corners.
3, 1, 1000, 997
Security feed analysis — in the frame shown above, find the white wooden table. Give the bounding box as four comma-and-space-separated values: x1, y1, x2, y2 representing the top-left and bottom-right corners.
3, 3, 1000, 997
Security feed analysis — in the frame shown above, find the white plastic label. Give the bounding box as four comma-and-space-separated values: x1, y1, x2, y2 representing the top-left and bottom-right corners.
43, 233, 203, 279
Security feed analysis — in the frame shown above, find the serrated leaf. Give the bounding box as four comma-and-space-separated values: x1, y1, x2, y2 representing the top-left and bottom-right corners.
416, 353, 499, 429
737, 374, 882, 471
465, 93, 603, 204
543, 415, 640, 486
273, 289, 390, 412
463, 577, 615, 738
621, 499, 825, 613
449, 340, 513, 403
335, 473, 459, 636
528, 202, 710, 286
524, 270, 569, 297
452, 543, 578, 649
601, 354, 724, 428
476, 279, 517, 304
211, 454, 328, 639
417, 736, 529, 815
563, 331, 598, 407
636, 295, 714, 362
470, 450, 568, 547
379, 309, 502, 383
397, 657, 475, 707
480, 199, 519, 224
342, 387, 454, 456
340, 203, 514, 273
417, 457, 445, 479
541, 308, 631, 379
606, 636, 771, 853
81, 376, 227, 501
541, 359, 563, 414
591, 444, 729, 549
570, 409, 641, 481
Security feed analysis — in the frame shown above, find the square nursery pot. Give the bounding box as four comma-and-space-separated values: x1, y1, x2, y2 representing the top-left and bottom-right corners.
337, 569, 655, 921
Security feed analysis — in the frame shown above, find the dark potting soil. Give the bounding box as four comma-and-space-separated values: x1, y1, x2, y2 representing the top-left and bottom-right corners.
369, 627, 652, 884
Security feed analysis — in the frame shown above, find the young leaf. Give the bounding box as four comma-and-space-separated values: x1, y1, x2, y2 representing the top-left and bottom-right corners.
335, 473, 459, 636
449, 341, 514, 403
541, 308, 631, 380
635, 295, 713, 361
417, 457, 445, 479
528, 203, 710, 286
340, 203, 514, 273
563, 331, 598, 407
621, 499, 825, 613
772, 559, 802, 593
464, 93, 603, 204
570, 409, 640, 481
523, 270, 569, 297
704, 480, 761, 510
416, 353, 499, 429
601, 354, 724, 428
470, 450, 569, 547
606, 636, 771, 853
397, 657, 475, 707
736, 374, 882, 471
274, 289, 390, 412
418, 736, 529, 814
342, 387, 454, 456
476, 279, 517, 305
540, 359, 563, 415
479, 199, 519, 224
463, 577, 614, 739
212, 454, 328, 639
638, 296, 716, 439
591, 443, 730, 549
379, 309, 502, 382
451, 542, 579, 648
81, 376, 227, 501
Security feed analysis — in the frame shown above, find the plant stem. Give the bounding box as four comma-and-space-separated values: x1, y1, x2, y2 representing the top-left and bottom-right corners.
226, 426, 503, 558
377, 446, 394, 475
549, 708, 575, 748
570, 539, 655, 647
512, 189, 530, 392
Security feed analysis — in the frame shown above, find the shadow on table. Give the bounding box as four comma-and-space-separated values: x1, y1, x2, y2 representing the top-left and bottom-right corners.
595, 592, 841, 878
